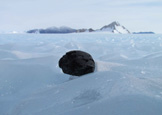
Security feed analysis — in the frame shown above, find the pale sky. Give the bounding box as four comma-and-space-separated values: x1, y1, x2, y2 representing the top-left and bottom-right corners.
0, 0, 162, 33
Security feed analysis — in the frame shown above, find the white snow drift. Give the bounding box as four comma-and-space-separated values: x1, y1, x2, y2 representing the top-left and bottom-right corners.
0, 33, 162, 115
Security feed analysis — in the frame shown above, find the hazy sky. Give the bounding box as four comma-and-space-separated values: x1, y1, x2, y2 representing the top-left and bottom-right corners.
1, 0, 162, 33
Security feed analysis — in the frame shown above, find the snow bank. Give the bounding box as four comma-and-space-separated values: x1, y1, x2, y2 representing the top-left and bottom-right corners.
0, 33, 162, 115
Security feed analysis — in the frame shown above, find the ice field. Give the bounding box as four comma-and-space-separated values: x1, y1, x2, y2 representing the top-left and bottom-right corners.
0, 33, 162, 115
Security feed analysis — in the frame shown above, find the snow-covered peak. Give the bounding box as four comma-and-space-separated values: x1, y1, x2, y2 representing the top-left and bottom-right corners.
100, 21, 130, 34
108, 21, 120, 27
100, 21, 120, 30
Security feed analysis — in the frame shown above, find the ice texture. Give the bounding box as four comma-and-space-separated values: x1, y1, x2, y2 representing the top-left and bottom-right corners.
0, 33, 162, 115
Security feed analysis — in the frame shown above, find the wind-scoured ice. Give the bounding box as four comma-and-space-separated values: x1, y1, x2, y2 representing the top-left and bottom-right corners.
0, 33, 162, 115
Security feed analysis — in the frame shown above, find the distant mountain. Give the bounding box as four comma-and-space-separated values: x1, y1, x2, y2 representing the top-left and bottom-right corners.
100, 21, 130, 34
27, 26, 77, 34
27, 21, 131, 34
133, 32, 155, 34
76, 28, 94, 33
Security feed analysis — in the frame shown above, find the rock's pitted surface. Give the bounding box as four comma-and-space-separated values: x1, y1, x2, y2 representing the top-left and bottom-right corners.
59, 50, 95, 76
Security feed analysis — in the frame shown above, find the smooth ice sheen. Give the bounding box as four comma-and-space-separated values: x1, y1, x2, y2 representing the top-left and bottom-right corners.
0, 33, 162, 115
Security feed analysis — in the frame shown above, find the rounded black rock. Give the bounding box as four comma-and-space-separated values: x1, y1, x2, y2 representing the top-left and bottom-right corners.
59, 50, 95, 76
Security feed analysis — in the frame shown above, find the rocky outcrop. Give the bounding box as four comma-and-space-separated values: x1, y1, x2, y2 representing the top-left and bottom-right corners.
133, 32, 155, 34
76, 28, 94, 33
27, 27, 77, 34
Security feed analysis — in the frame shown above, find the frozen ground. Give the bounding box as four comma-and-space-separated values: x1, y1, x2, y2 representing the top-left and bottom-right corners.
0, 33, 162, 115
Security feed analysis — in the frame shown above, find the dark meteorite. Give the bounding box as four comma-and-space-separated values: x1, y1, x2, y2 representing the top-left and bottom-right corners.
59, 50, 95, 76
